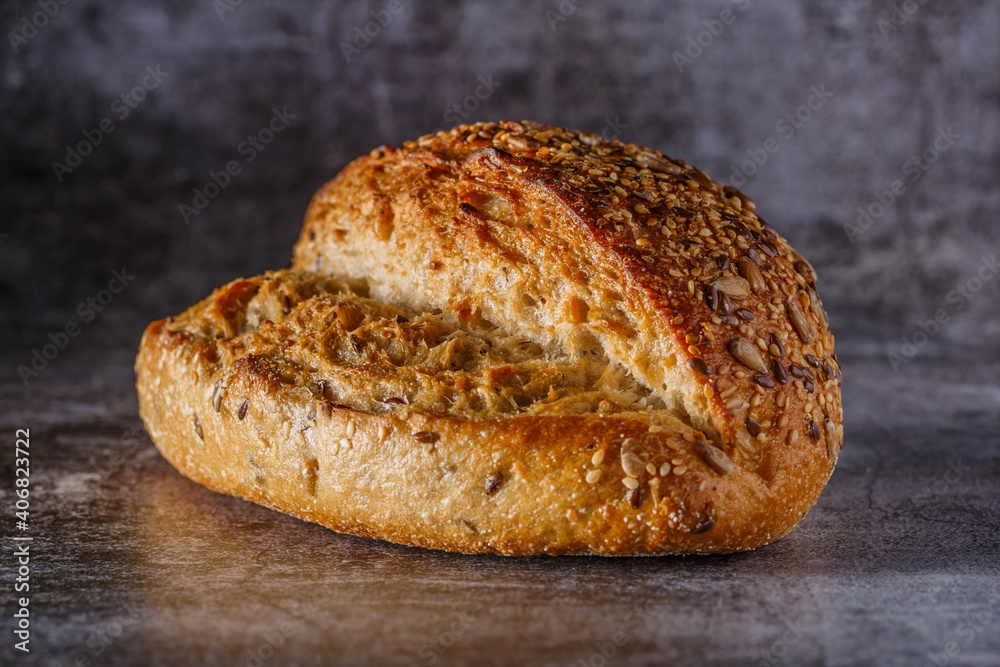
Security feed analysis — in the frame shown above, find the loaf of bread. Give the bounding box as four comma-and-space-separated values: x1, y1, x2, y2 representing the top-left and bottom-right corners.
136, 120, 842, 555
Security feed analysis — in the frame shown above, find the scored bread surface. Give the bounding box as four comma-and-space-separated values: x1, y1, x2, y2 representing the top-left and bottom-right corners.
136, 120, 843, 555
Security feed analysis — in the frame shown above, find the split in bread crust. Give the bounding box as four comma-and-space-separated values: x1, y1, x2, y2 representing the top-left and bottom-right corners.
137, 120, 842, 555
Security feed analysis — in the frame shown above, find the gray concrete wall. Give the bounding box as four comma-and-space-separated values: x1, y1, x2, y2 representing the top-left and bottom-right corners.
2, 0, 998, 369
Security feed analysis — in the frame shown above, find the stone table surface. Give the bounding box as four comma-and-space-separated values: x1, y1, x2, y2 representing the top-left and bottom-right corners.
1, 348, 998, 667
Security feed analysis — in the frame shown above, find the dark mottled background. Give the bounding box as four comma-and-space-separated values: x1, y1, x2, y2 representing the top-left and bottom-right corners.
3, 0, 999, 372
2, 3, 1000, 666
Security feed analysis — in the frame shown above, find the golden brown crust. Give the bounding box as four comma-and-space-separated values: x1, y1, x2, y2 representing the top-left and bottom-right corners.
137, 120, 842, 555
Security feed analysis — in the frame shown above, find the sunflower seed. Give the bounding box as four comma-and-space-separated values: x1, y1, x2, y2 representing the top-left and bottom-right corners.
807, 287, 830, 328
728, 336, 768, 373
713, 275, 750, 300
824, 419, 841, 458
696, 440, 734, 475
787, 299, 815, 343
635, 152, 681, 174
620, 439, 648, 478
738, 257, 766, 294
211, 380, 223, 412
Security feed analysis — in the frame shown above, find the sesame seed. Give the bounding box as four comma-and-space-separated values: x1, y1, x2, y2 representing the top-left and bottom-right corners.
623, 477, 639, 489
592, 449, 606, 465
586, 470, 602, 484
659, 462, 671, 476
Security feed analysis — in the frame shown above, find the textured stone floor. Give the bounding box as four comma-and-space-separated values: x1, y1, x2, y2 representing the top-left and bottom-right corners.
0, 347, 997, 666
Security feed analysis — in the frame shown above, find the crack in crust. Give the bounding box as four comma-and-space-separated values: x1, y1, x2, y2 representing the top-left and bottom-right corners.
165, 269, 689, 426
294, 120, 843, 472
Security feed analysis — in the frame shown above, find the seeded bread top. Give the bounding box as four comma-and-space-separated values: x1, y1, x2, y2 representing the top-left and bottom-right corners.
294, 119, 842, 475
